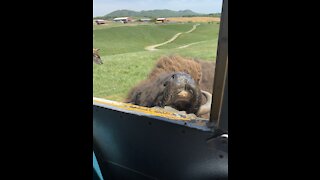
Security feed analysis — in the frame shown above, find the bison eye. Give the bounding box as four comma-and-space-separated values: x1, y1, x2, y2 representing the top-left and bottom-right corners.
163, 81, 168, 87
171, 74, 175, 79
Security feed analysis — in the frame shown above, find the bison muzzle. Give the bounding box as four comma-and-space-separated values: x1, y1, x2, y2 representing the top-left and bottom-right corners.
159, 72, 201, 113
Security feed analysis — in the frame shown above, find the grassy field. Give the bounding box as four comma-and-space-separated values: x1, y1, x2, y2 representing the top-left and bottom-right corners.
93, 22, 220, 101
94, 23, 193, 56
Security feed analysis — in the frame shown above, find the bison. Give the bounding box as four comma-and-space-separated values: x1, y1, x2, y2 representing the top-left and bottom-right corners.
124, 55, 216, 118
93, 48, 103, 65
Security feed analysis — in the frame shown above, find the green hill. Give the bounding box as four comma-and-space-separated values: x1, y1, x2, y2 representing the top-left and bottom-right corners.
102, 9, 204, 18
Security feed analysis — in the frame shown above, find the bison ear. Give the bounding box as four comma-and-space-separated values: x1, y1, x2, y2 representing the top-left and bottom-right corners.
97, 48, 100, 51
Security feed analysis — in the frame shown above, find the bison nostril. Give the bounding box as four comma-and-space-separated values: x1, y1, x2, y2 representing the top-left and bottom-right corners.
171, 74, 175, 79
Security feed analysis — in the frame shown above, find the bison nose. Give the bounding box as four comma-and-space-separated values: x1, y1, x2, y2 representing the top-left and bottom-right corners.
177, 90, 190, 98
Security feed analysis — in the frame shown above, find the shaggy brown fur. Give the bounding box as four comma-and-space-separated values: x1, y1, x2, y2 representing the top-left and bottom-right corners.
197, 59, 216, 93
125, 73, 171, 107
148, 55, 203, 85
147, 55, 215, 92
125, 55, 216, 117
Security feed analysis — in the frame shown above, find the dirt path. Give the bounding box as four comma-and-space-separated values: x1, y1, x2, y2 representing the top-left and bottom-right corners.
145, 32, 183, 51
185, 23, 200, 33
177, 40, 207, 49
145, 24, 200, 51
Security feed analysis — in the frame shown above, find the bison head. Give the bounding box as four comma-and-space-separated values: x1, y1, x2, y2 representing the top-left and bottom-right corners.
126, 72, 212, 116
93, 48, 103, 65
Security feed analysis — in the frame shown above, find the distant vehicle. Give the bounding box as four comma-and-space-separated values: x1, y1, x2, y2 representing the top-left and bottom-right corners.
95, 19, 106, 25
156, 17, 168, 23
113, 17, 132, 23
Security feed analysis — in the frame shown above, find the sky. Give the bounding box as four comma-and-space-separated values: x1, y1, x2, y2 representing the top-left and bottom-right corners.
93, 0, 223, 17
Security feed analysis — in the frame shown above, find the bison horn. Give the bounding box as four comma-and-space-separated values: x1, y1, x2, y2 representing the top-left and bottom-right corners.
197, 90, 212, 116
